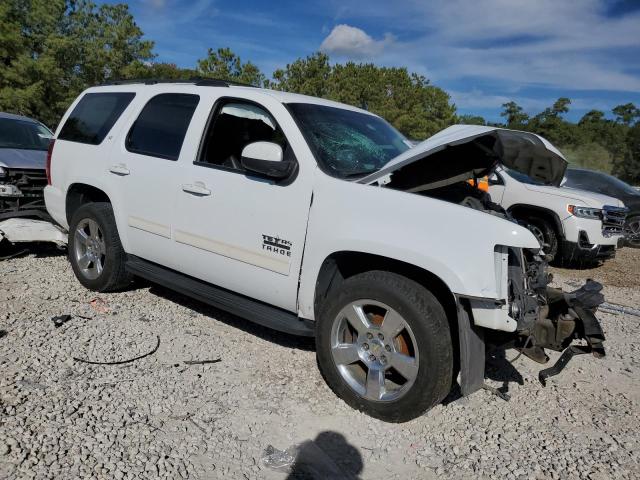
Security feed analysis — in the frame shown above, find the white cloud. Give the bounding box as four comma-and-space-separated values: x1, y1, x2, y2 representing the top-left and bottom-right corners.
322, 0, 640, 93
320, 24, 395, 58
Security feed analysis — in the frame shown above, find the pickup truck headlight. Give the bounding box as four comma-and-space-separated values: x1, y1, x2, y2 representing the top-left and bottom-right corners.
0, 167, 6, 178
567, 205, 602, 220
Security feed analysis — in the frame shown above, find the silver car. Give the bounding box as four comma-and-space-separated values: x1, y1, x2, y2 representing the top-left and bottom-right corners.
0, 112, 53, 219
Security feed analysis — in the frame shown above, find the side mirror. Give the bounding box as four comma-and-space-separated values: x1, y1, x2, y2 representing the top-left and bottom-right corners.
488, 173, 501, 186
240, 141, 292, 179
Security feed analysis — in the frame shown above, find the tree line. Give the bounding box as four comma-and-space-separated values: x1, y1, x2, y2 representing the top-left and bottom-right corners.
1, 0, 639, 183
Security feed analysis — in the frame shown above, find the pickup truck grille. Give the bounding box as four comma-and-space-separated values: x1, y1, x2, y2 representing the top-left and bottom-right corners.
601, 205, 628, 237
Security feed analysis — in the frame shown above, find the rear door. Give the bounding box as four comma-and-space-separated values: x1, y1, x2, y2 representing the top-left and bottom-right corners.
170, 95, 314, 312
108, 92, 200, 265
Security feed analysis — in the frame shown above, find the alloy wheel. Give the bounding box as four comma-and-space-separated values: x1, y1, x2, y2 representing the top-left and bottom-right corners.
73, 218, 106, 280
330, 300, 419, 402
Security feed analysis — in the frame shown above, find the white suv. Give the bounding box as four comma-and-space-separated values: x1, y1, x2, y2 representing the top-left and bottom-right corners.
487, 167, 627, 264
45, 80, 607, 422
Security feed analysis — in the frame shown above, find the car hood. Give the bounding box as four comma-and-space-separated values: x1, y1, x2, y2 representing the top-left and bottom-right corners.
360, 125, 568, 188
523, 182, 626, 208
0, 148, 47, 170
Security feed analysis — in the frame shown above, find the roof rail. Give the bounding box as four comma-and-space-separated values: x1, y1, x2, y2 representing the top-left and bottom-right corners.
99, 77, 256, 88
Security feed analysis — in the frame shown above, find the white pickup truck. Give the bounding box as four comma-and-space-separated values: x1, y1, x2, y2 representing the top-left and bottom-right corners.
45, 80, 607, 422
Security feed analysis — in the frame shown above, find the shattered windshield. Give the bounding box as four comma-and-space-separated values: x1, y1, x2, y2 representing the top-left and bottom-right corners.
288, 103, 410, 178
0, 118, 52, 151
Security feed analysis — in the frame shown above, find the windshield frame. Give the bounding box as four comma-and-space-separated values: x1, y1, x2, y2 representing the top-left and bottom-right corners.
0, 118, 53, 151
285, 102, 410, 179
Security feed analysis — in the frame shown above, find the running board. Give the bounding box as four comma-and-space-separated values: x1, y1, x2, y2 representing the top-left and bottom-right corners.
126, 256, 315, 337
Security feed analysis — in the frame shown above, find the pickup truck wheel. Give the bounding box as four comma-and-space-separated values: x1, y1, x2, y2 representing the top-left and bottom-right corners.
525, 216, 558, 259
316, 271, 453, 422
68, 203, 132, 292
626, 216, 640, 248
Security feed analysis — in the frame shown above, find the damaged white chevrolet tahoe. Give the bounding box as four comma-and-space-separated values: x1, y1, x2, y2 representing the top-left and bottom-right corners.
45, 80, 607, 422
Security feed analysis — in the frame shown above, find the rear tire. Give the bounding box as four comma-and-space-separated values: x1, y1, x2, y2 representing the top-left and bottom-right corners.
68, 202, 132, 292
316, 271, 453, 423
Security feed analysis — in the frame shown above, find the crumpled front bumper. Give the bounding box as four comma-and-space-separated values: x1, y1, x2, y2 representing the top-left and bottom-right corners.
457, 279, 607, 397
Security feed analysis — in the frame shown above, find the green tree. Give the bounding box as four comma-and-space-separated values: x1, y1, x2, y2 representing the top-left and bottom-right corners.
122, 61, 197, 80
613, 124, 640, 184
457, 114, 486, 125
579, 109, 605, 124
500, 101, 529, 128
197, 47, 265, 86
527, 97, 577, 146
269, 52, 331, 97
612, 103, 639, 126
0, 0, 154, 127
269, 53, 455, 140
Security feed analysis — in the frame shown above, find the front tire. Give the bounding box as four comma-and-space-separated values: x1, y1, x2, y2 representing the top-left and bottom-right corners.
68, 202, 132, 292
316, 271, 453, 423
525, 216, 559, 260
626, 215, 640, 248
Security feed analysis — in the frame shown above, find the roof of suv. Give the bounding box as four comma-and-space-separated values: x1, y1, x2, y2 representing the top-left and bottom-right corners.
88, 80, 374, 116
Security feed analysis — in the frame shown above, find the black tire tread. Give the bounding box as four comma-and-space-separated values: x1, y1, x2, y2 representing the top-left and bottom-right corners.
526, 215, 559, 260
68, 202, 132, 292
316, 270, 453, 422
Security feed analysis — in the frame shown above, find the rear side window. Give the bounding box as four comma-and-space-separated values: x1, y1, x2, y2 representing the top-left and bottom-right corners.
58, 92, 135, 145
126, 93, 200, 160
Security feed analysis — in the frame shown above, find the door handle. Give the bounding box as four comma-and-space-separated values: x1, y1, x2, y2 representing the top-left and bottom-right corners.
109, 164, 130, 176
182, 182, 211, 196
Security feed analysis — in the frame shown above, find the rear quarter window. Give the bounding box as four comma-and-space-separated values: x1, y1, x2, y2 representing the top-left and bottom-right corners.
58, 92, 135, 145
125, 93, 200, 160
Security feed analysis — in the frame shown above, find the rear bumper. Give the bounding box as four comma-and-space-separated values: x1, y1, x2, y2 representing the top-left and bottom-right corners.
43, 185, 68, 230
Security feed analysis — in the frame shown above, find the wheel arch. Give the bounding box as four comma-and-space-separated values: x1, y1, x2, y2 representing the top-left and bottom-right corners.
507, 204, 564, 239
65, 183, 112, 226
313, 251, 460, 370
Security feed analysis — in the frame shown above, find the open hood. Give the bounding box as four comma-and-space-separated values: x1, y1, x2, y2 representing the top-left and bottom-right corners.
359, 125, 568, 189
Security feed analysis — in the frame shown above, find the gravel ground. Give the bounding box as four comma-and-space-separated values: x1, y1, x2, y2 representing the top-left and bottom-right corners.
1, 247, 639, 479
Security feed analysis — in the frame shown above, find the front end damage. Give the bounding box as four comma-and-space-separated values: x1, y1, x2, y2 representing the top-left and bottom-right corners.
505, 248, 605, 384
0, 167, 49, 221
456, 247, 607, 397
358, 125, 609, 394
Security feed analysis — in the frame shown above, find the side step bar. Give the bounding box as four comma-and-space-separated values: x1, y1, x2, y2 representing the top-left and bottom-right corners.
126, 256, 315, 337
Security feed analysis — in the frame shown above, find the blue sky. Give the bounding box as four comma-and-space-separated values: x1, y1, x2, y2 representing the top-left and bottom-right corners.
104, 0, 640, 123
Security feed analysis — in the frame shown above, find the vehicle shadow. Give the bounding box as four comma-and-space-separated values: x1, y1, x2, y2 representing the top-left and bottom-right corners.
0, 241, 66, 259
484, 345, 524, 394
283, 431, 363, 480
147, 284, 316, 351
442, 344, 524, 405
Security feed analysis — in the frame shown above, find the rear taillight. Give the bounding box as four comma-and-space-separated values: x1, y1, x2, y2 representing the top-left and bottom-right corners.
46, 139, 55, 185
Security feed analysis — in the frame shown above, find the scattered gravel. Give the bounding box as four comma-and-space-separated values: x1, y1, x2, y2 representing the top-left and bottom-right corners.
1, 248, 639, 479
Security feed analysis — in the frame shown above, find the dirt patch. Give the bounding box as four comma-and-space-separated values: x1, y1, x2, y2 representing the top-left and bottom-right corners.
551, 247, 640, 289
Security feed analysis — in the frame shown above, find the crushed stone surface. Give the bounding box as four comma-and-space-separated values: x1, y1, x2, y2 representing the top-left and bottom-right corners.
1, 248, 639, 479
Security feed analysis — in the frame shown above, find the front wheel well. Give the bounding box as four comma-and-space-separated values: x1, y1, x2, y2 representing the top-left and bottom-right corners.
507, 204, 564, 240
65, 184, 111, 225
314, 251, 459, 365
